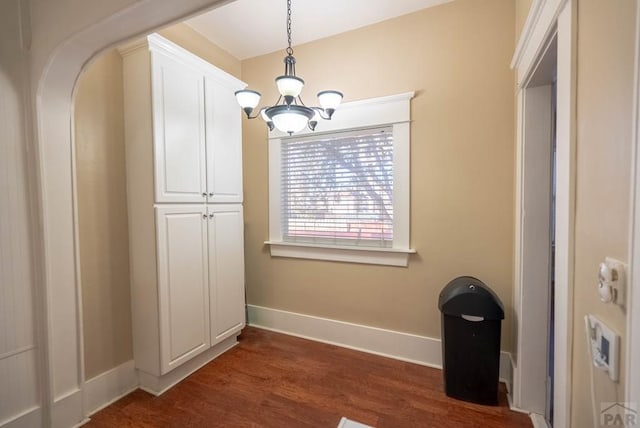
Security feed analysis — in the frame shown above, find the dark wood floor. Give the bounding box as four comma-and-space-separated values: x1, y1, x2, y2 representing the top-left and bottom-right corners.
86, 327, 532, 428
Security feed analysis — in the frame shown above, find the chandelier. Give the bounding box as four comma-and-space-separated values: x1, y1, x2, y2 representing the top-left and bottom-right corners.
234, 0, 343, 135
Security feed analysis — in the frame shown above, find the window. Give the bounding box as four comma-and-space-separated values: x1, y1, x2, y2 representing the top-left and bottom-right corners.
282, 127, 393, 247
267, 92, 415, 266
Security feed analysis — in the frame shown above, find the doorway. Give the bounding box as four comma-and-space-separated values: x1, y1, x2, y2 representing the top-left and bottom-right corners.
512, 1, 576, 425
29, 1, 229, 426
513, 33, 557, 423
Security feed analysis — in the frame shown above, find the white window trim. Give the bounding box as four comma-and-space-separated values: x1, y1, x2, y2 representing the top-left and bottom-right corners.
266, 92, 416, 267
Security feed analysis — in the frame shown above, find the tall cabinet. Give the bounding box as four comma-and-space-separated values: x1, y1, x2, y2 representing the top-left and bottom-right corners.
119, 34, 246, 394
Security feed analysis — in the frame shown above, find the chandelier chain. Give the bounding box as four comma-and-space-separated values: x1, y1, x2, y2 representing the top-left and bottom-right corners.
286, 0, 293, 55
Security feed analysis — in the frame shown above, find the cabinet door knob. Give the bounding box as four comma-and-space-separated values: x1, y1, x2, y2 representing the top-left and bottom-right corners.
202, 192, 207, 197
209, 192, 214, 197
209, 213, 214, 218
202, 214, 207, 219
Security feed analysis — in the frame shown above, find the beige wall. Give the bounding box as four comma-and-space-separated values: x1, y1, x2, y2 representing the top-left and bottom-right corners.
75, 25, 241, 378
75, 50, 133, 379
571, 1, 636, 426
241, 0, 516, 349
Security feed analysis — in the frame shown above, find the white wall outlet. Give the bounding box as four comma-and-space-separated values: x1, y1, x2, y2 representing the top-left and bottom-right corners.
598, 257, 626, 308
586, 314, 620, 382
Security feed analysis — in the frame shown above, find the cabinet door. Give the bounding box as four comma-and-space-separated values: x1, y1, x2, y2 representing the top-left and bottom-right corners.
152, 53, 207, 203
156, 205, 210, 374
205, 77, 243, 203
208, 205, 246, 344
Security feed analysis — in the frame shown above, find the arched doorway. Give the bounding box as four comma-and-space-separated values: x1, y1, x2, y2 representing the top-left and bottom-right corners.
29, 1, 228, 426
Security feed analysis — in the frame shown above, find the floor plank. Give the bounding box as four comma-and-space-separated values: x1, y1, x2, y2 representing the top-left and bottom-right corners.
86, 327, 532, 427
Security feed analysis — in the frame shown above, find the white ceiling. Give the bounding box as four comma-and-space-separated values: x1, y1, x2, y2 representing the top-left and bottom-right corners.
186, 0, 452, 60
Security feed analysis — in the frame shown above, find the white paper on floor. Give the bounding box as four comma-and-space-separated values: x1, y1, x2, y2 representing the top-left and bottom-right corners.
337, 416, 374, 428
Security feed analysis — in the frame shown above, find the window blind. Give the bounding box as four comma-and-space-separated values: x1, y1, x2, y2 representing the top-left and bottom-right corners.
281, 127, 394, 248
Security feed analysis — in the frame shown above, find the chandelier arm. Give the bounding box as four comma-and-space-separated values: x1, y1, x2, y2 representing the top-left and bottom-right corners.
244, 110, 262, 120
244, 106, 274, 121
312, 107, 332, 120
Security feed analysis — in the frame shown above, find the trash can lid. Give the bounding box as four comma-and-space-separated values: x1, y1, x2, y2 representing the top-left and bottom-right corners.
438, 276, 505, 320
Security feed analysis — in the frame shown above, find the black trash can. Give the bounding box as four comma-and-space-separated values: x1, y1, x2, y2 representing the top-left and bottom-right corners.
438, 276, 505, 405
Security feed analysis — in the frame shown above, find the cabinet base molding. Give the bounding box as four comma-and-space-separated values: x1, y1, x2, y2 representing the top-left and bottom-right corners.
137, 335, 239, 396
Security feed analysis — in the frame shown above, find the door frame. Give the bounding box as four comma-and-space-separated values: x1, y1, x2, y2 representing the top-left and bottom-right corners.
626, 0, 640, 407
511, 0, 576, 426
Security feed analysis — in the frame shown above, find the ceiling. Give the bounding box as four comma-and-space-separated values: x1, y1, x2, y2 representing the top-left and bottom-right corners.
186, 0, 453, 60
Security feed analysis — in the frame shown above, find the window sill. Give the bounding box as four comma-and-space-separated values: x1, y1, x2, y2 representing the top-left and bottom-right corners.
264, 241, 416, 267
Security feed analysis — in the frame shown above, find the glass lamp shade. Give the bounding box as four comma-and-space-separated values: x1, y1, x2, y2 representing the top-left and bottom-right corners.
266, 105, 314, 134
235, 89, 261, 109
276, 76, 304, 97
317, 90, 343, 110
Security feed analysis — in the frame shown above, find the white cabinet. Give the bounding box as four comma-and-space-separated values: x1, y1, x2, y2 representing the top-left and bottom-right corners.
152, 53, 208, 203
208, 205, 246, 344
150, 44, 243, 204
120, 34, 246, 393
205, 78, 243, 203
154, 204, 246, 374
156, 205, 210, 373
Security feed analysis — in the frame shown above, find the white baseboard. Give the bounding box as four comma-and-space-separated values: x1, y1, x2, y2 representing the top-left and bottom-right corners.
138, 335, 238, 396
52, 389, 86, 428
504, 374, 532, 415
79, 335, 240, 423
247, 305, 514, 385
4, 340, 240, 427
530, 412, 550, 428
502, 352, 515, 394
0, 407, 41, 428
84, 360, 138, 416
